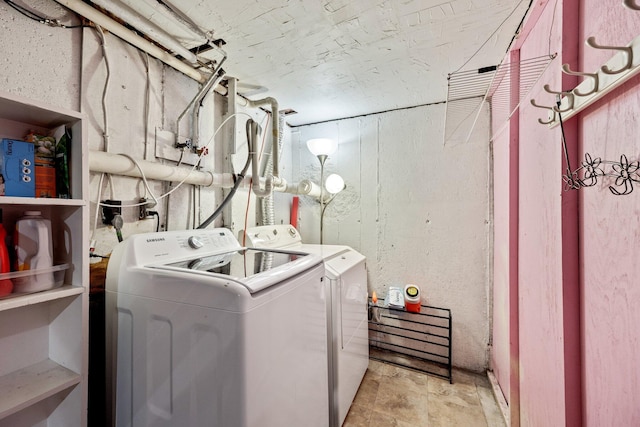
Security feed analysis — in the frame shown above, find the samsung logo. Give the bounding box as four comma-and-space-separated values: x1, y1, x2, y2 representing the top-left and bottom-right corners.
146, 237, 166, 243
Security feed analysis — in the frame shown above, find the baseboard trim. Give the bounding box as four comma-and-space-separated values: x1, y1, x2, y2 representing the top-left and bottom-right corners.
487, 370, 510, 426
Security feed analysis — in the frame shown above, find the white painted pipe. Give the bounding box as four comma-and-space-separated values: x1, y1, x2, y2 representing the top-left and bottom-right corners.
54, 0, 214, 86
89, 0, 198, 64
297, 179, 322, 198
238, 96, 280, 178
128, 0, 208, 42
89, 150, 235, 188
248, 120, 273, 197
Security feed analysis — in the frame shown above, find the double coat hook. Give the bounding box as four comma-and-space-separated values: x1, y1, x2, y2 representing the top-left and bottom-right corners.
585, 36, 633, 74
623, 0, 640, 10
561, 64, 599, 96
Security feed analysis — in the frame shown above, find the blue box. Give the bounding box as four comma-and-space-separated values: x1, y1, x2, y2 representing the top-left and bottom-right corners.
0, 139, 35, 197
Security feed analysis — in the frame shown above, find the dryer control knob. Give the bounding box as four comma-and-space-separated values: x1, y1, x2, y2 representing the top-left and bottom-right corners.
187, 236, 204, 249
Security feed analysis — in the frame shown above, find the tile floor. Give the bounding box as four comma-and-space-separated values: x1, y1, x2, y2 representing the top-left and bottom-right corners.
343, 359, 507, 427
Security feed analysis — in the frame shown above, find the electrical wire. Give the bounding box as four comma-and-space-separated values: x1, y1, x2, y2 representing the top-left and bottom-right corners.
196, 118, 255, 229
91, 24, 115, 247
453, 0, 530, 73
94, 111, 255, 210
548, 0, 560, 57
4, 0, 83, 28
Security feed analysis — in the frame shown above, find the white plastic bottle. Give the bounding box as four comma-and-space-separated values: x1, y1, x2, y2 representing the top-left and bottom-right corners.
14, 211, 54, 292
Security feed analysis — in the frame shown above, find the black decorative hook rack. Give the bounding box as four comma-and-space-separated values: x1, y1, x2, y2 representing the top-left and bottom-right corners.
557, 107, 639, 195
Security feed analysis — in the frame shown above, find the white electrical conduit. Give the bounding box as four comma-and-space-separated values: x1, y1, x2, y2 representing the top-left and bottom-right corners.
89, 0, 198, 64
89, 150, 235, 188
54, 0, 219, 87
179, 67, 226, 148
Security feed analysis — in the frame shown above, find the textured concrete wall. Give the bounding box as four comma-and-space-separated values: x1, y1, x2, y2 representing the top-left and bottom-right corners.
81, 27, 224, 254
291, 103, 492, 372
0, 1, 81, 110
0, 4, 229, 256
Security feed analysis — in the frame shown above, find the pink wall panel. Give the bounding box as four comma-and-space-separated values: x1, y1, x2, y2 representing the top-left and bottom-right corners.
517, 98, 567, 427
514, 1, 568, 425
491, 125, 511, 401
579, 75, 640, 425
493, 0, 640, 425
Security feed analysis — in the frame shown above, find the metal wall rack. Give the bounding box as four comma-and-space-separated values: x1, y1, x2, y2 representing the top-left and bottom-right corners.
368, 303, 452, 383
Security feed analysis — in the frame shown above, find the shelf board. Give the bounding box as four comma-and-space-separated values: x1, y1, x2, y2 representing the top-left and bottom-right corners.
0, 359, 81, 420
0, 197, 85, 207
0, 90, 82, 127
0, 285, 84, 313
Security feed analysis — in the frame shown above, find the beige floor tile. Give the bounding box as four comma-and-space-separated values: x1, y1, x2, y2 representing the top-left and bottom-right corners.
428, 398, 487, 427
476, 385, 506, 427
382, 364, 430, 394
367, 359, 387, 378
352, 371, 381, 410
343, 403, 372, 427
374, 380, 429, 426
349, 360, 506, 427
369, 410, 422, 427
428, 375, 479, 407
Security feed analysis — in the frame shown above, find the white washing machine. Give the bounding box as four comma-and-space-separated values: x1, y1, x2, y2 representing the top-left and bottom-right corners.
105, 228, 329, 427
243, 225, 369, 427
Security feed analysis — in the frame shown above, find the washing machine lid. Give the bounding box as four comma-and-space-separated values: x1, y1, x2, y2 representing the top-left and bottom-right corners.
149, 247, 321, 294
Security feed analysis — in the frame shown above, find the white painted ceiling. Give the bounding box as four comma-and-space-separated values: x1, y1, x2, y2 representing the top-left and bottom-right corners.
115, 0, 532, 126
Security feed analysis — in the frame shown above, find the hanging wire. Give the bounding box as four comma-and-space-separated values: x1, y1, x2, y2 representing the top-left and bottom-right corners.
4, 0, 83, 28
453, 0, 532, 73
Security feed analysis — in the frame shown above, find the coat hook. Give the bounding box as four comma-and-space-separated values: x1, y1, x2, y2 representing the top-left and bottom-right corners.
585, 36, 633, 74
561, 64, 599, 96
530, 99, 557, 125
623, 0, 640, 10
543, 84, 575, 112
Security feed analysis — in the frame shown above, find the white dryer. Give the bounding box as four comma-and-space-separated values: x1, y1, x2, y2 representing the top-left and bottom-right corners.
105, 228, 329, 427
244, 225, 369, 427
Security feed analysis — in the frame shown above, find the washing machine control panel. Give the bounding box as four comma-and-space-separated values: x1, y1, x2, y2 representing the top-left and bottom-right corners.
187, 236, 204, 249
132, 229, 242, 265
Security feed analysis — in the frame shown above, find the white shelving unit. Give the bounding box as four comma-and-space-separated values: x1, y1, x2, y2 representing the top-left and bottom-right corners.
0, 91, 88, 427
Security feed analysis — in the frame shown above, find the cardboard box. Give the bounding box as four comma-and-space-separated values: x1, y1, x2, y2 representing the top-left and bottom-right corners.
0, 139, 35, 197
26, 133, 56, 198
52, 125, 70, 199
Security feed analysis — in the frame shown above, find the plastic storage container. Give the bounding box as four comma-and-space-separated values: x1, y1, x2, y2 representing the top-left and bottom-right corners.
404, 284, 421, 313
13, 211, 54, 293
0, 209, 12, 296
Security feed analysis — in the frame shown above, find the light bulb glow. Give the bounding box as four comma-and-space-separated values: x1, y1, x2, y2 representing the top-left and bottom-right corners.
306, 138, 337, 156
325, 174, 345, 194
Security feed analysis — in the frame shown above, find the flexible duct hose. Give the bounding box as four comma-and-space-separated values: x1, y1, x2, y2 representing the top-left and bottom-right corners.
259, 112, 285, 226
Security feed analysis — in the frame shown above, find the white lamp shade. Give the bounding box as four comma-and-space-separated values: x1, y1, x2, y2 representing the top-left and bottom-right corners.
325, 174, 345, 194
306, 138, 338, 156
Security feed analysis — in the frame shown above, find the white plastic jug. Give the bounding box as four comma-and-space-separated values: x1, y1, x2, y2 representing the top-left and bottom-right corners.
14, 211, 54, 292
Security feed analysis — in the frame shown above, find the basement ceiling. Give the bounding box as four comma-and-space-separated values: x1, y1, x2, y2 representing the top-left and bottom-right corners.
104, 0, 533, 126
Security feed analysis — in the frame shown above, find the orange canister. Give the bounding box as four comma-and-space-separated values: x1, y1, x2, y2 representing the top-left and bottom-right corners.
404, 284, 421, 313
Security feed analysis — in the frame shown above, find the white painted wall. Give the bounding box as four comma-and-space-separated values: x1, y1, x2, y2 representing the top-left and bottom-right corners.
2, 2, 491, 372
80, 27, 224, 254
0, 1, 81, 111
291, 103, 492, 371
0, 4, 290, 256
